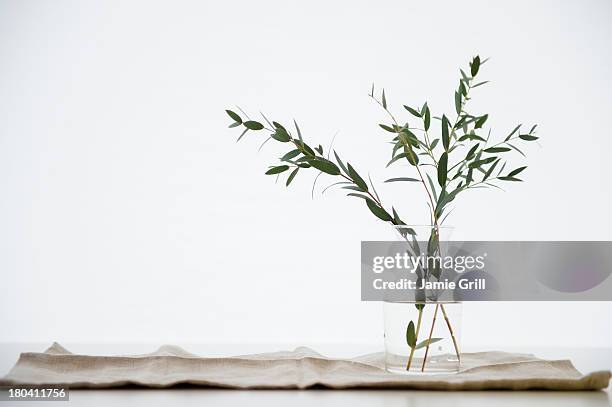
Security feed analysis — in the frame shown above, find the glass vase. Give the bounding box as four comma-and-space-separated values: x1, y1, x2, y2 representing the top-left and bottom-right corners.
383, 225, 463, 375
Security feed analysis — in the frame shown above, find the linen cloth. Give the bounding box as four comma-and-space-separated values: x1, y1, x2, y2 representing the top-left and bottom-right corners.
1, 343, 609, 390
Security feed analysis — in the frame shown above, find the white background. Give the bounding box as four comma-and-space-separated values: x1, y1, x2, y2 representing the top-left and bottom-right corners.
1, 0, 611, 349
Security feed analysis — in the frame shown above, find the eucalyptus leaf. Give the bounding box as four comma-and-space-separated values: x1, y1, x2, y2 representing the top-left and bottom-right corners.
475, 114, 488, 129
307, 158, 341, 175
281, 149, 301, 161
333, 150, 349, 175
366, 199, 392, 222
506, 124, 521, 141
347, 163, 368, 191
484, 147, 511, 153
415, 337, 443, 350
499, 176, 522, 181
424, 104, 431, 131
265, 165, 289, 175
466, 143, 480, 160
403, 105, 422, 118
379, 124, 396, 133
442, 115, 450, 150
244, 120, 264, 130
225, 109, 242, 123
454, 91, 462, 114
286, 168, 299, 186
406, 321, 416, 348
384, 177, 420, 183
471, 55, 481, 76
508, 166, 527, 177
438, 152, 448, 187
236, 128, 249, 142
519, 134, 539, 141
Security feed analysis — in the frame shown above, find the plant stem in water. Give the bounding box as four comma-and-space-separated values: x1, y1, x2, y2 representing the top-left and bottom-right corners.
421, 304, 439, 372
406, 305, 424, 370
440, 304, 461, 361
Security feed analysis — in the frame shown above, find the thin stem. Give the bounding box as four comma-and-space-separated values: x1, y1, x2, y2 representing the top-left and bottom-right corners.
406, 306, 423, 370
421, 304, 439, 372
440, 304, 461, 362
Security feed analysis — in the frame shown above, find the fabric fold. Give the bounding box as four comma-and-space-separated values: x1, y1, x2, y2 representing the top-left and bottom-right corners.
1, 343, 609, 391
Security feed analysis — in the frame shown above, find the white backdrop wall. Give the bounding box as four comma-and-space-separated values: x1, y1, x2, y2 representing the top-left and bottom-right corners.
1, 0, 611, 347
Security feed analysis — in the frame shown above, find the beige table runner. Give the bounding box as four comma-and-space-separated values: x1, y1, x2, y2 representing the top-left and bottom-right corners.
1, 343, 609, 391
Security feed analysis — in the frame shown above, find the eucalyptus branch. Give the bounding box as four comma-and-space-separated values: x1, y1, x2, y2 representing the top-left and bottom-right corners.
225, 55, 540, 375
224, 109, 407, 226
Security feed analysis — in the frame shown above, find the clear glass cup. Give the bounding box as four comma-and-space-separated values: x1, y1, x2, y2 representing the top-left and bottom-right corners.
383, 225, 463, 375
384, 300, 462, 374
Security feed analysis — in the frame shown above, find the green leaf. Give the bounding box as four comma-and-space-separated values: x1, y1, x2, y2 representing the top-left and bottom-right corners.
469, 157, 496, 169
415, 303, 425, 311
499, 176, 522, 182
459, 80, 467, 97
343, 185, 364, 192
379, 124, 396, 133
454, 91, 462, 114
459, 133, 487, 142
271, 122, 291, 142
384, 177, 420, 183
441, 115, 450, 150
484, 147, 511, 153
415, 337, 443, 350
306, 158, 341, 175
333, 151, 349, 175
472, 80, 489, 88
295, 140, 315, 156
366, 199, 393, 222
228, 121, 241, 128
272, 132, 290, 142
391, 207, 406, 225
404, 146, 419, 166
386, 152, 409, 167
424, 104, 431, 131
286, 168, 299, 186
244, 120, 264, 130
236, 128, 249, 142
265, 165, 289, 175
475, 114, 488, 129
506, 124, 521, 141
406, 321, 416, 348
426, 173, 438, 202
403, 105, 422, 118
382, 89, 387, 109
466, 143, 480, 160
293, 119, 303, 141
508, 166, 527, 177
471, 55, 481, 76
225, 109, 242, 123
347, 163, 368, 191
519, 134, 539, 141
430, 138, 439, 150
507, 143, 526, 157
483, 158, 500, 181
281, 149, 301, 161
438, 152, 448, 187
347, 192, 371, 200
